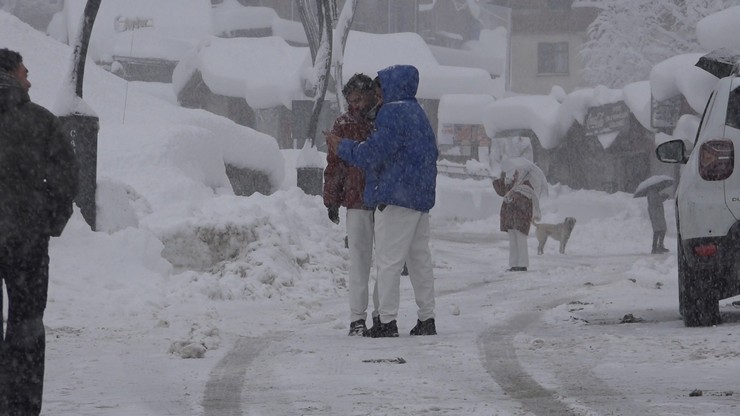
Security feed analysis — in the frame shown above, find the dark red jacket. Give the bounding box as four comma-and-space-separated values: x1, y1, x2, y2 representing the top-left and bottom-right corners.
323, 112, 374, 209
493, 178, 533, 235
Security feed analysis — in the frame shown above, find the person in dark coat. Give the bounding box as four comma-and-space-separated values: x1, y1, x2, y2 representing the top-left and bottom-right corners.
493, 169, 539, 272
326, 65, 438, 337
323, 73, 380, 336
0, 48, 79, 416
647, 188, 670, 254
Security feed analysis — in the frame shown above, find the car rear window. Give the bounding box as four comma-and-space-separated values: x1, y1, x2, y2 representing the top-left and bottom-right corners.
727, 86, 740, 129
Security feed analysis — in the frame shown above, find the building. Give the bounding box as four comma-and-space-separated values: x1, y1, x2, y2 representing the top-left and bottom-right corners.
175, 31, 496, 150
238, 0, 505, 80
491, 0, 599, 94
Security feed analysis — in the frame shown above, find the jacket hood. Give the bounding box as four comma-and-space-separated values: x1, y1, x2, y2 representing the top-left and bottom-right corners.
377, 65, 419, 103
0, 70, 29, 113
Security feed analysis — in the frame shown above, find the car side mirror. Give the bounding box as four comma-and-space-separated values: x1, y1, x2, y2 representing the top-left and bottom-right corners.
656, 140, 689, 164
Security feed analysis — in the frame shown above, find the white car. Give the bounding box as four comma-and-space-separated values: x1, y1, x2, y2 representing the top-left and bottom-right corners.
656, 75, 740, 327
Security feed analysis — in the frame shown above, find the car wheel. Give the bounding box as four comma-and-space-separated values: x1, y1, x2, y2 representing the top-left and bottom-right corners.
678, 240, 721, 327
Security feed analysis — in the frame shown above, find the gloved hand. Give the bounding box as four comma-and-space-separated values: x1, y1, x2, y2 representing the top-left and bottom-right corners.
328, 207, 340, 224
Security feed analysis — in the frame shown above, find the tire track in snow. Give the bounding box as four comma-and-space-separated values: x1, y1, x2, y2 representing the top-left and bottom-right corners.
479, 310, 580, 416
478, 269, 651, 416
202, 336, 270, 416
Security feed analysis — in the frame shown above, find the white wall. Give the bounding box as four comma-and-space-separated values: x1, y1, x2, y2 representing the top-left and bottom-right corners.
509, 31, 589, 95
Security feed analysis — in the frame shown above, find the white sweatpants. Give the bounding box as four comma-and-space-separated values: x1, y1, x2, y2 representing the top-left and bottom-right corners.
346, 209, 378, 322
507, 229, 529, 268
374, 205, 435, 323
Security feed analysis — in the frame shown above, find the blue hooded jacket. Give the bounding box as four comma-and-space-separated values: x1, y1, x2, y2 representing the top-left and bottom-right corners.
337, 65, 438, 212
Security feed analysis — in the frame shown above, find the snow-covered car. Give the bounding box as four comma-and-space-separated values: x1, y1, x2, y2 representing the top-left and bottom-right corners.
656, 75, 740, 327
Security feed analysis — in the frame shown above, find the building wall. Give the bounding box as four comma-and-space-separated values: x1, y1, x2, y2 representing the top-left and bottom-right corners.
509, 31, 588, 94
508, 6, 599, 94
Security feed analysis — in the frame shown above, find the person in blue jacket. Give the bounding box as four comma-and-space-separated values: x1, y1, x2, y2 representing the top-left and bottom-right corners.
326, 64, 438, 337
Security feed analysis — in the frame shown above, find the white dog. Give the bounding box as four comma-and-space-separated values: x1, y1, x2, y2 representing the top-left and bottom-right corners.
534, 217, 576, 255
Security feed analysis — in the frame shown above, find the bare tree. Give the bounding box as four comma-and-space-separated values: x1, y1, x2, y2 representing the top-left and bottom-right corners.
333, 0, 359, 114
296, 0, 335, 145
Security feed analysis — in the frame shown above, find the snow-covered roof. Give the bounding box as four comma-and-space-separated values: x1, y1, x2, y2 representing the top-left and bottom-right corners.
649, 53, 718, 114
342, 31, 437, 74
340, 31, 496, 99
212, 3, 277, 34
558, 85, 622, 127
438, 94, 495, 124
0, 10, 285, 203
428, 44, 504, 78
440, 27, 507, 79
571, 0, 608, 8
622, 81, 652, 132
111, 29, 196, 61
481, 3, 740, 149
271, 17, 308, 45
697, 6, 740, 52
61, 0, 288, 63
483, 94, 562, 149
61, 0, 214, 62
173, 36, 310, 110
174, 30, 496, 110
641, 6, 740, 129
420, 64, 496, 98
483, 83, 655, 150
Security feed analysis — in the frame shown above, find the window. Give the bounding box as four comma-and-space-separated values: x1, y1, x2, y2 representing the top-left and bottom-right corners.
727, 87, 740, 130
538, 42, 569, 75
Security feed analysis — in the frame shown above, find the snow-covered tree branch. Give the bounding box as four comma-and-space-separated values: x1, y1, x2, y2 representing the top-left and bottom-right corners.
579, 0, 740, 88
296, 0, 336, 146
333, 0, 359, 114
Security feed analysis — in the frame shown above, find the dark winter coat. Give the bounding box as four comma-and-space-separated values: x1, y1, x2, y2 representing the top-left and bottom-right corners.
337, 65, 437, 212
493, 177, 533, 235
323, 111, 374, 209
0, 71, 79, 239
647, 189, 668, 232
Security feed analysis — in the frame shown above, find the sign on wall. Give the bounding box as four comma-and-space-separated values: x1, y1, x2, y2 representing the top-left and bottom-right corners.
584, 101, 631, 137
650, 94, 685, 130
438, 123, 491, 147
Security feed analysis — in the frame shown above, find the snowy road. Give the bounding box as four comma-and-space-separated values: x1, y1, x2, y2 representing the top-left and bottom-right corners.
43, 221, 740, 416
196, 228, 740, 416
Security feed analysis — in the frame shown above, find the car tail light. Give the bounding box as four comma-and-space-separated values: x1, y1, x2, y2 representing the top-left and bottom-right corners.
699, 139, 734, 181
694, 243, 718, 257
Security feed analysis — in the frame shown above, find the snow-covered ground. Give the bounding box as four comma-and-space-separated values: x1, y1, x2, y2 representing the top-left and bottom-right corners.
42, 174, 740, 416
2, 7, 740, 416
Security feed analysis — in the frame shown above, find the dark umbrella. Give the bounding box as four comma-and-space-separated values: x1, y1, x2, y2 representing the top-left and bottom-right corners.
633, 175, 674, 198
695, 48, 740, 78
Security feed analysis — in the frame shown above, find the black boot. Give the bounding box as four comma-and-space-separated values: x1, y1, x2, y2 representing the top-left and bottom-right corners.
409, 318, 437, 336
365, 314, 381, 335
348, 319, 367, 336
364, 320, 399, 338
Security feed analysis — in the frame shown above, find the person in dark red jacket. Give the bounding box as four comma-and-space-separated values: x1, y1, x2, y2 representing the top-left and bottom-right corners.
327, 65, 438, 338
323, 73, 380, 336
493, 169, 538, 272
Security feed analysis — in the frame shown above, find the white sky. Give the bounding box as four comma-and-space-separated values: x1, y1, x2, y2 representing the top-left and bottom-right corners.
2, 5, 740, 416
